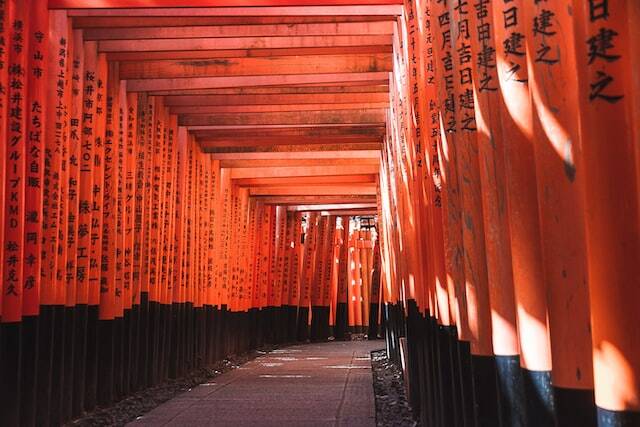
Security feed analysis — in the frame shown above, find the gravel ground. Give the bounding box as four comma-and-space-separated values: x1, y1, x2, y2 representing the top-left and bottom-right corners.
66, 346, 278, 426
371, 349, 418, 427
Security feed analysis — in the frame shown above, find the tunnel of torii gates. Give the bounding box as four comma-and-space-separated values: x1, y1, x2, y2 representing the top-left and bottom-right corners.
0, 0, 638, 426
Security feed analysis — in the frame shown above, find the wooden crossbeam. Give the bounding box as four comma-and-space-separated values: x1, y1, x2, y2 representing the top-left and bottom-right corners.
192, 124, 384, 137
62, 6, 403, 16
73, 15, 397, 29
210, 150, 379, 160
318, 209, 377, 216
180, 110, 386, 126
199, 138, 381, 149
148, 84, 389, 96
84, 21, 393, 40
288, 203, 377, 211
107, 45, 392, 61
220, 158, 379, 168
170, 103, 389, 114
163, 92, 388, 106
127, 72, 389, 91
230, 165, 379, 178
254, 195, 377, 205
249, 185, 377, 196
203, 143, 381, 153
119, 54, 392, 79
100, 35, 391, 53
234, 174, 377, 186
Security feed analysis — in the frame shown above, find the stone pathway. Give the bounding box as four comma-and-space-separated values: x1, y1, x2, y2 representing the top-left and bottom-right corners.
129, 340, 383, 426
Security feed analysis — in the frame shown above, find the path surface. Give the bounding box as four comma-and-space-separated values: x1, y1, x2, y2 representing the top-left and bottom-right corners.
129, 340, 383, 426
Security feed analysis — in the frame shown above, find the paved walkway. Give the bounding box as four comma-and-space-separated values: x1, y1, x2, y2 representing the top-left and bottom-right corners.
129, 340, 383, 426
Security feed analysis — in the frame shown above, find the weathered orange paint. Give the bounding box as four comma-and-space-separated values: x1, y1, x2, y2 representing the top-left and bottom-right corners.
492, 0, 552, 372
22, 0, 48, 316
573, 0, 640, 412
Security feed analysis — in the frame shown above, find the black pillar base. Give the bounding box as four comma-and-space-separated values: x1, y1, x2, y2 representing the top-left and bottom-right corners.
522, 368, 556, 426
554, 386, 596, 427
0, 321, 22, 427
20, 316, 38, 427
471, 354, 501, 427
334, 302, 348, 341
296, 306, 309, 342
495, 354, 526, 426
597, 407, 640, 427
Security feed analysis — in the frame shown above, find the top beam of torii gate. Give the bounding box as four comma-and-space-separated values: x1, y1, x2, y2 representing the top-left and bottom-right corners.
49, 1, 403, 10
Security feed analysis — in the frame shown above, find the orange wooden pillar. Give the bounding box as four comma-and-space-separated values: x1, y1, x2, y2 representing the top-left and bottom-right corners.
131, 92, 148, 389
263, 202, 277, 342
378, 146, 402, 361
147, 95, 165, 385
631, 3, 640, 193
286, 212, 303, 341
183, 136, 196, 367
368, 237, 382, 339
137, 93, 153, 389
310, 215, 327, 340
96, 59, 120, 406
85, 47, 107, 410
207, 159, 221, 361
39, 10, 71, 425
417, 17, 454, 423
415, 0, 451, 328
53, 18, 73, 425
353, 230, 366, 333
333, 216, 350, 340
448, 0, 494, 374
347, 227, 357, 333
67, 26, 85, 419
521, 1, 597, 424
396, 7, 431, 343
327, 216, 340, 330
492, 0, 556, 423
249, 202, 263, 343
170, 125, 186, 376
423, 0, 489, 423
156, 102, 171, 312
359, 230, 371, 331
114, 79, 128, 395
297, 212, 317, 341
113, 64, 127, 403
572, 0, 640, 423
122, 90, 138, 391
427, 0, 459, 341
185, 137, 196, 366
281, 210, 297, 341
0, 1, 28, 424
320, 215, 336, 339
461, 0, 527, 424
19, 1, 48, 424
70, 35, 96, 414
160, 113, 178, 375
193, 148, 204, 360
238, 188, 251, 350
245, 198, 258, 345
258, 204, 274, 343
389, 21, 426, 337
0, 0, 8, 326
271, 205, 287, 343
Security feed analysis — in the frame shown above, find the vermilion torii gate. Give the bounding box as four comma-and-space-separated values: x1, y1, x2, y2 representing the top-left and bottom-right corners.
0, 1, 638, 426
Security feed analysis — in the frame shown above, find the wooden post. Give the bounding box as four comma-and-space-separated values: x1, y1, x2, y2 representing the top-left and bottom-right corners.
0, 1, 28, 424
492, 0, 556, 423
573, 0, 640, 423
522, 0, 597, 424
20, 1, 47, 423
